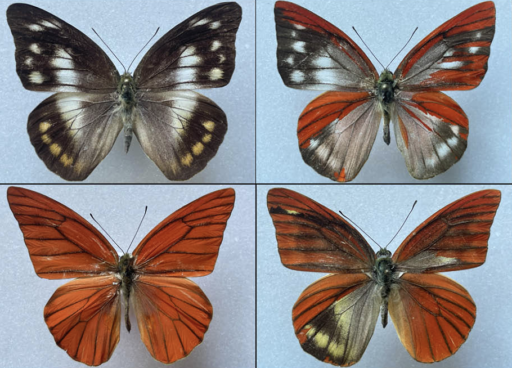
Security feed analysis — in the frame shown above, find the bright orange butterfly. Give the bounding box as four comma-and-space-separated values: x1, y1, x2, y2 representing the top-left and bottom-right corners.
7, 186, 235, 366
275, 2, 496, 182
267, 188, 500, 366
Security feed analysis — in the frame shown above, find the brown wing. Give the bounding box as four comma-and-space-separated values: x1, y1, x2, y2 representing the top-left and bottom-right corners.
293, 274, 380, 366
132, 275, 213, 364
132, 188, 235, 276
7, 186, 119, 279
44, 275, 121, 366
392, 190, 501, 273
268, 188, 375, 273
389, 273, 476, 363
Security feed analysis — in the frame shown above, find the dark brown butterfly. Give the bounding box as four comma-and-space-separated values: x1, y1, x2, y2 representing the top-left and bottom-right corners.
275, 1, 495, 182
7, 2, 242, 181
8, 186, 236, 365
268, 188, 500, 366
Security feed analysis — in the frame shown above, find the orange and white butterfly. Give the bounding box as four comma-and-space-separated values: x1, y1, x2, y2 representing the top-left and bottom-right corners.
275, 2, 496, 182
267, 188, 500, 366
7, 186, 235, 366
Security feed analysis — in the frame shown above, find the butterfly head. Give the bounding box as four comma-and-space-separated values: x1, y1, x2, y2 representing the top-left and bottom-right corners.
376, 70, 395, 104
118, 253, 135, 280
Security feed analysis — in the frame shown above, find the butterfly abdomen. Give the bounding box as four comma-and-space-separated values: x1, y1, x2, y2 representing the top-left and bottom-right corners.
117, 73, 137, 152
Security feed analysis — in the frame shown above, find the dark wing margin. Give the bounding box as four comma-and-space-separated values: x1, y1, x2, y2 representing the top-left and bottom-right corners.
298, 92, 381, 182
134, 2, 242, 91
44, 275, 121, 366
293, 274, 380, 366
132, 188, 235, 276
389, 273, 476, 363
6, 3, 119, 92
267, 188, 375, 273
275, 1, 377, 91
133, 90, 227, 181
395, 1, 496, 91
132, 276, 213, 364
7, 186, 119, 279
27, 92, 123, 181
392, 189, 501, 273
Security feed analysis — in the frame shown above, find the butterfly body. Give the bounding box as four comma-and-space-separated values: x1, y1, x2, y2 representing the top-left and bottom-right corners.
116, 73, 138, 152
376, 69, 396, 144
118, 253, 135, 332
372, 249, 395, 328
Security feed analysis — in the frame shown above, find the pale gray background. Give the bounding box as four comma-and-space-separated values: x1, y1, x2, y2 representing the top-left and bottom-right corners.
257, 185, 512, 367
0, 185, 255, 367
0, 0, 255, 183
257, 0, 512, 183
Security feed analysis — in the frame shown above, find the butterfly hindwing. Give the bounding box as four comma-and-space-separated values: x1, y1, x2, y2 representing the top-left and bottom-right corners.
27, 92, 123, 181
274, 1, 378, 91
134, 2, 242, 91
395, 1, 496, 91
134, 90, 228, 181
44, 275, 121, 366
6, 3, 119, 93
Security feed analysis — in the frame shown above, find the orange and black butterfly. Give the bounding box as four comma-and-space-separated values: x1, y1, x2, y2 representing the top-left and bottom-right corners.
7, 186, 235, 366
267, 188, 500, 366
275, 2, 496, 182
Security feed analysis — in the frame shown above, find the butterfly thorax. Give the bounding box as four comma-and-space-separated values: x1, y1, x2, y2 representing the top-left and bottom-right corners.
118, 253, 136, 332
376, 70, 397, 146
373, 248, 397, 328
117, 73, 138, 153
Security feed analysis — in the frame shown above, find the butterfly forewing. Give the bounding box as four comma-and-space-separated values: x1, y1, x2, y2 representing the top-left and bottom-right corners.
134, 90, 227, 181
274, 1, 377, 91
44, 275, 122, 366
7, 186, 119, 279
28, 92, 123, 181
6, 3, 119, 93
395, 1, 496, 91
134, 2, 242, 91
132, 276, 213, 364
267, 188, 375, 273
392, 189, 501, 273
389, 273, 476, 363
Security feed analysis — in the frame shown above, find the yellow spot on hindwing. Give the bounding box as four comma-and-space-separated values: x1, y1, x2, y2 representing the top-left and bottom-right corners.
286, 210, 300, 215
203, 121, 215, 132
74, 161, 85, 174
181, 153, 193, 167
39, 122, 51, 133
202, 134, 212, 143
41, 134, 51, 144
314, 332, 330, 349
60, 154, 73, 167
192, 142, 204, 156
49, 143, 61, 156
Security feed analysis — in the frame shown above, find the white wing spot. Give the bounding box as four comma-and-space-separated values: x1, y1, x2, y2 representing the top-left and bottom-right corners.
436, 143, 451, 159
285, 55, 294, 65
55, 48, 71, 58
292, 41, 306, 53
52, 57, 74, 69
437, 61, 464, 69
475, 31, 482, 38
425, 157, 437, 169
181, 46, 196, 57
209, 68, 223, 80
468, 46, 481, 54
29, 71, 45, 84
211, 40, 222, 51
25, 57, 33, 66
179, 55, 202, 67
291, 70, 305, 83
41, 20, 59, 29
195, 18, 209, 26
30, 43, 42, 54
294, 24, 306, 30
28, 24, 44, 31
175, 68, 197, 82
450, 125, 460, 135
219, 54, 226, 63
446, 136, 459, 148
55, 70, 79, 85
210, 21, 221, 29
314, 57, 335, 68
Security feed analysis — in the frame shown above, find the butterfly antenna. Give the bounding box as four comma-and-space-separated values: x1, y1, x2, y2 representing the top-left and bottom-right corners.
90, 213, 124, 254
385, 27, 418, 70
127, 27, 160, 72
352, 26, 385, 70
126, 206, 148, 254
339, 210, 383, 250
92, 28, 126, 73
383, 200, 417, 249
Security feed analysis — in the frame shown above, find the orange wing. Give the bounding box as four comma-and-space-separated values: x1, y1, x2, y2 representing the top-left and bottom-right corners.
389, 273, 476, 363
132, 275, 213, 364
392, 190, 501, 273
132, 188, 235, 276
267, 188, 375, 273
44, 275, 121, 366
7, 186, 119, 279
293, 273, 380, 366
395, 2, 495, 91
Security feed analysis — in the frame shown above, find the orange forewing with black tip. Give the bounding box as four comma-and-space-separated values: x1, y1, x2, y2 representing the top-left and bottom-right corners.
268, 188, 500, 366
8, 186, 235, 366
